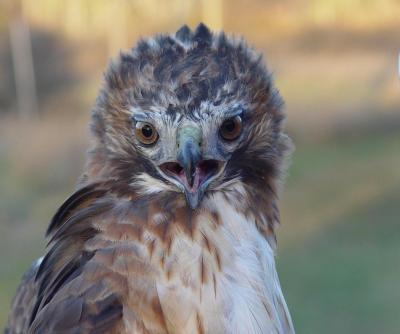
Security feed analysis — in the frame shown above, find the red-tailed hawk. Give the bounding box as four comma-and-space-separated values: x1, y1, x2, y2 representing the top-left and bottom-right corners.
6, 24, 295, 333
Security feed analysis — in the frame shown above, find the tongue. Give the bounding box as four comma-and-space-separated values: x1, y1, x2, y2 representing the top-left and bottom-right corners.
179, 167, 204, 192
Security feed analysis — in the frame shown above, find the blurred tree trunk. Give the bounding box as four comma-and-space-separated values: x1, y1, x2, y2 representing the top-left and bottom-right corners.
9, 1, 38, 120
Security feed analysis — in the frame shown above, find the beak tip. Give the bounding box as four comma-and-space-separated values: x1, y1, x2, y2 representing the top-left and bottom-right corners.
185, 191, 200, 210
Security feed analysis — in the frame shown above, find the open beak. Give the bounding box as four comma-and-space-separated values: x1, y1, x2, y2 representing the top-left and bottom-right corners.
159, 125, 223, 209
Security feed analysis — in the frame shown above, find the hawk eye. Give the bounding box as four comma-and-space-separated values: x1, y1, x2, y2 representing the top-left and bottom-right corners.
135, 122, 159, 145
220, 115, 242, 141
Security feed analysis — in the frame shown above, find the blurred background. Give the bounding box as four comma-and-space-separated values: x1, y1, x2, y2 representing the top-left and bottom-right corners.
0, 0, 399, 332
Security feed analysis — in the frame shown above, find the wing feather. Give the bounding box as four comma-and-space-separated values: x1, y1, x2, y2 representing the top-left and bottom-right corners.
6, 183, 126, 334
5, 258, 41, 334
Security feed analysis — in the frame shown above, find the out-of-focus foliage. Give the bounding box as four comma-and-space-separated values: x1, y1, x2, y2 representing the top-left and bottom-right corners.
0, 1, 399, 332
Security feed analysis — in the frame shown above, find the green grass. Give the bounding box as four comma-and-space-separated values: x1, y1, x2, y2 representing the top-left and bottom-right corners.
278, 187, 400, 333
277, 131, 400, 334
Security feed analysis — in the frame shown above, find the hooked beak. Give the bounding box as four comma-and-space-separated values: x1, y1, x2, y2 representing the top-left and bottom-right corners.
159, 125, 223, 209
177, 133, 201, 188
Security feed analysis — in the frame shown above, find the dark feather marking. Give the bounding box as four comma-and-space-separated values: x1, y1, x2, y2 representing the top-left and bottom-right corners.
208, 209, 221, 228
196, 311, 205, 334
266, 183, 277, 198
148, 239, 156, 260
47, 185, 107, 236
200, 253, 206, 285
212, 273, 217, 299
48, 201, 113, 245
187, 208, 195, 239
194, 23, 212, 47
214, 249, 222, 271
175, 24, 192, 42
272, 210, 280, 224
85, 294, 123, 326
154, 40, 183, 81
40, 259, 81, 307
272, 201, 279, 213
150, 295, 168, 329
200, 231, 211, 253
31, 251, 95, 326
166, 267, 172, 281
176, 83, 190, 102
262, 300, 273, 319
166, 236, 173, 256
174, 204, 197, 239
160, 252, 166, 270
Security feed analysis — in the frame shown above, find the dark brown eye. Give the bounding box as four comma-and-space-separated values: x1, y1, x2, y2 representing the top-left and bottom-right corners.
220, 115, 242, 141
135, 122, 158, 145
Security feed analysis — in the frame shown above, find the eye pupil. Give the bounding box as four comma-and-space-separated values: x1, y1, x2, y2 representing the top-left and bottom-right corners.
224, 120, 235, 132
142, 125, 153, 138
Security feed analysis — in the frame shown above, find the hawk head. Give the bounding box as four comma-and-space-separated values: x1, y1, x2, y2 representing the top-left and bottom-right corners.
86, 23, 291, 214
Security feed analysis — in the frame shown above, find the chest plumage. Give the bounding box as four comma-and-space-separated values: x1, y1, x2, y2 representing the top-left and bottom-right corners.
152, 192, 294, 334
76, 185, 294, 333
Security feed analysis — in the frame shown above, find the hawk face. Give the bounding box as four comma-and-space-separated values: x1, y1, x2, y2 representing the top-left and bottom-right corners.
88, 24, 290, 210
130, 105, 243, 209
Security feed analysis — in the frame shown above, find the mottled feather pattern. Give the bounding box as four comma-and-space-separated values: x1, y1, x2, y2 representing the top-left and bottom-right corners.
6, 23, 294, 333
7, 181, 293, 333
